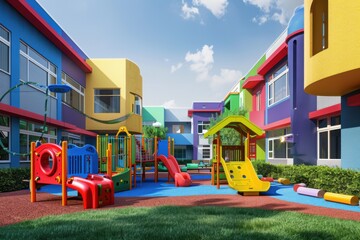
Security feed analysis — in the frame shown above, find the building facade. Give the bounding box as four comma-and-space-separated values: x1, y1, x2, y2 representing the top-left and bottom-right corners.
304, 0, 360, 169
0, 0, 143, 168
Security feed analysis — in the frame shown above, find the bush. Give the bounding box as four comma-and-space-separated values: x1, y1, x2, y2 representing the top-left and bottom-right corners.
252, 160, 360, 198
0, 168, 30, 192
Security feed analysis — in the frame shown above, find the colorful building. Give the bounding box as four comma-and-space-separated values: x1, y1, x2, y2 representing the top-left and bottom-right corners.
142, 106, 193, 161
86, 59, 143, 135
188, 102, 223, 163
0, 0, 143, 168
241, 5, 344, 168
304, 0, 360, 169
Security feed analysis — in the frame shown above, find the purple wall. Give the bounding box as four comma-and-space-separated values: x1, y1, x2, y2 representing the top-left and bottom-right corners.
267, 99, 291, 124
61, 55, 86, 128
288, 32, 317, 165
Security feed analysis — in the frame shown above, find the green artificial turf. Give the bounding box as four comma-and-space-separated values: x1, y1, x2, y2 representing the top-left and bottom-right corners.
1, 206, 360, 240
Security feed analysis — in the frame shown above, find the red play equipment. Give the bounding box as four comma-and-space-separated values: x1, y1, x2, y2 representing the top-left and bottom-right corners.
30, 141, 114, 209
157, 154, 192, 187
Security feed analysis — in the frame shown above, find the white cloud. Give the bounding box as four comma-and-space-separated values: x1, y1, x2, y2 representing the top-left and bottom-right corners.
181, 1, 199, 19
243, 0, 303, 26
163, 99, 177, 108
185, 44, 214, 81
171, 63, 183, 73
211, 68, 242, 89
193, 0, 229, 18
252, 15, 269, 25
243, 0, 272, 13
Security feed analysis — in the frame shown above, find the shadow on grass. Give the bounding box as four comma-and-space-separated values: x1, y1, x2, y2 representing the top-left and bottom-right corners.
1, 206, 359, 240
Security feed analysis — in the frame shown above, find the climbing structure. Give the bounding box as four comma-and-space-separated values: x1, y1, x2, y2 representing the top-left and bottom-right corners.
30, 141, 114, 209
204, 116, 270, 195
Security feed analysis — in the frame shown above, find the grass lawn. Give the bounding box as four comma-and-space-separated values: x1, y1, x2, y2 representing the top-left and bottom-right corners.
1, 206, 360, 240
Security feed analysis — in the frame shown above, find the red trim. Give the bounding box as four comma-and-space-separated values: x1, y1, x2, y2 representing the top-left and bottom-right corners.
243, 75, 264, 90
347, 93, 360, 107
257, 43, 288, 75
308, 104, 341, 119
0, 103, 97, 137
286, 29, 304, 43
7, 0, 92, 73
188, 109, 221, 117
263, 117, 291, 131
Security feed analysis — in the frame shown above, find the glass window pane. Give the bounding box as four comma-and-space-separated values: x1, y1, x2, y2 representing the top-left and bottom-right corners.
0, 115, 9, 127
274, 139, 286, 158
319, 131, 328, 159
94, 95, 120, 113
29, 62, 47, 86
318, 118, 327, 128
0, 42, 9, 72
330, 129, 341, 159
331, 116, 341, 126
0, 26, 9, 41
20, 55, 28, 81
29, 48, 47, 67
274, 74, 287, 102
0, 130, 9, 161
20, 42, 27, 53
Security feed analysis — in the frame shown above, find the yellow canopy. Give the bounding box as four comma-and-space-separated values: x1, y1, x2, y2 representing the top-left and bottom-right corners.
204, 116, 264, 138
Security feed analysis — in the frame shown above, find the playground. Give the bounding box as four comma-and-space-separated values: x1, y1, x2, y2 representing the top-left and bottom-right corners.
1, 117, 360, 229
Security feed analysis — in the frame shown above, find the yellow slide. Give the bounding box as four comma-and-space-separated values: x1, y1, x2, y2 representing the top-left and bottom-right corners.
220, 157, 270, 194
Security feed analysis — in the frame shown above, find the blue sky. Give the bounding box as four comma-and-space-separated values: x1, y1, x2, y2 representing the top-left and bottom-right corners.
37, 0, 303, 108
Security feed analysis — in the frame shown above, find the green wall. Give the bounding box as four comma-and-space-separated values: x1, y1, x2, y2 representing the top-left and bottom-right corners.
142, 107, 165, 127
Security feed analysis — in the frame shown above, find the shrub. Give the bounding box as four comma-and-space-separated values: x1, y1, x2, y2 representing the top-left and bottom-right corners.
252, 160, 360, 198
0, 168, 30, 192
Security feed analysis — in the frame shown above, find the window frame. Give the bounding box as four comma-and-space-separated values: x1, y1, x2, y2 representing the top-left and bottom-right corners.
0, 114, 10, 162
317, 116, 341, 160
267, 63, 289, 107
94, 88, 121, 113
311, 0, 328, 56
197, 121, 210, 134
0, 25, 10, 74
19, 41, 57, 96
62, 72, 85, 113
267, 128, 293, 160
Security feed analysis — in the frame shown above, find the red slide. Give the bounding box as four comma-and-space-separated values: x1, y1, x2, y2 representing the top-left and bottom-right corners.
66, 175, 114, 209
157, 155, 192, 187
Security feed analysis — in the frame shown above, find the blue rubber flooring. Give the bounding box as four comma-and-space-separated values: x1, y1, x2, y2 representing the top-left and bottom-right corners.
38, 174, 360, 213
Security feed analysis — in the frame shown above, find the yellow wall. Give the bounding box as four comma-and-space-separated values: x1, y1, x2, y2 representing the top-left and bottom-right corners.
304, 0, 360, 96
85, 59, 142, 134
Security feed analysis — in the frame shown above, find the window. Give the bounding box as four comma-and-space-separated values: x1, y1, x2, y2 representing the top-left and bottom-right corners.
311, 0, 328, 55
174, 146, 187, 160
256, 91, 261, 111
0, 115, 10, 161
267, 128, 293, 159
20, 42, 57, 96
318, 116, 341, 160
62, 72, 85, 113
94, 89, 120, 113
172, 125, 184, 133
132, 94, 142, 115
197, 121, 210, 134
19, 119, 57, 161
198, 145, 211, 160
268, 63, 289, 106
0, 25, 10, 74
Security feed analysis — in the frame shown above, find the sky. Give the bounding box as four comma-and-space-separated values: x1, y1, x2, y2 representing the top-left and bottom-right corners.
36, 0, 303, 108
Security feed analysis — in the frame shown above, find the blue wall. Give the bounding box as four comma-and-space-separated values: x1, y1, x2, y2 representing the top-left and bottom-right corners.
341, 90, 360, 170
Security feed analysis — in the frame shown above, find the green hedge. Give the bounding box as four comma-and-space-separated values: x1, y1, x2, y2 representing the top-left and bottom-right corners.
253, 160, 360, 198
0, 168, 30, 193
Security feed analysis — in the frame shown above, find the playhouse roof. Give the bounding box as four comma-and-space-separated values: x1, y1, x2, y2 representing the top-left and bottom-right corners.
204, 116, 264, 138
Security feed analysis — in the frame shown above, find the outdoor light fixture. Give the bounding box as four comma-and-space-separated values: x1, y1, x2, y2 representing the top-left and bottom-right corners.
280, 133, 294, 143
